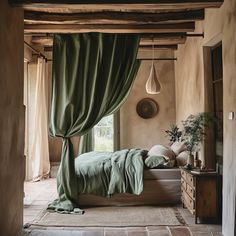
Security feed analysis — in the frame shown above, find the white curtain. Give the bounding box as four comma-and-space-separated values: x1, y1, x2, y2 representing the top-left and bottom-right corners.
31, 58, 50, 181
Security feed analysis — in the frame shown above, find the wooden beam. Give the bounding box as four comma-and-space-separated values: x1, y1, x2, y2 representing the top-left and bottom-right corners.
139, 45, 178, 50
24, 22, 195, 33
32, 33, 186, 46
32, 36, 53, 46
10, 0, 224, 12
24, 9, 204, 25
44, 46, 53, 52
140, 33, 186, 45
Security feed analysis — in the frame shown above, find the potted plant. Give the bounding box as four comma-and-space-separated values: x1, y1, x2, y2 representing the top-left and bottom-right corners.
181, 112, 213, 167
165, 124, 182, 145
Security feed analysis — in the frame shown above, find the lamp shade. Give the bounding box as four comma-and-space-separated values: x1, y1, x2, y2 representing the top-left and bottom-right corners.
146, 63, 161, 94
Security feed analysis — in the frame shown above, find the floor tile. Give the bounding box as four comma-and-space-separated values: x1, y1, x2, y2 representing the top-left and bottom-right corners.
126, 227, 147, 231
207, 225, 222, 232
82, 231, 103, 236
211, 233, 223, 236
29, 229, 82, 235
104, 231, 127, 236
188, 225, 209, 232
191, 233, 212, 236
127, 231, 147, 236
168, 227, 191, 236
147, 226, 167, 231
148, 230, 170, 236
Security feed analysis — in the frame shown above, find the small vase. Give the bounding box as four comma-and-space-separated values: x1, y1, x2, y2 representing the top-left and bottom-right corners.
187, 153, 194, 166
194, 152, 202, 168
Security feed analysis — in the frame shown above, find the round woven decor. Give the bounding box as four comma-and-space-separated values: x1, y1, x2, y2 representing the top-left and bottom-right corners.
136, 98, 159, 119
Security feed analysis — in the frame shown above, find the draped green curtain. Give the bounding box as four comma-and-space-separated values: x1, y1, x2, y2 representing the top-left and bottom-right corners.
78, 130, 94, 155
48, 33, 140, 213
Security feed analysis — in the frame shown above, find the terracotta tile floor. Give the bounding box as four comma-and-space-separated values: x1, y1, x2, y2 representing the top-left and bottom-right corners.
23, 178, 223, 236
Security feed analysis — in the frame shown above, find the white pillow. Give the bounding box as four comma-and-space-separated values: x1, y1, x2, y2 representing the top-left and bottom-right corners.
148, 145, 176, 167
170, 141, 186, 156
176, 151, 189, 167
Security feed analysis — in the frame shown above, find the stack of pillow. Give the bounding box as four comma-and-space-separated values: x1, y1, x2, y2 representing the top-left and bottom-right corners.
144, 142, 188, 169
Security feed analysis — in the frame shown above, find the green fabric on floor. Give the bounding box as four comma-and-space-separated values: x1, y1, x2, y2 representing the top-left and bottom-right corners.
48, 33, 140, 213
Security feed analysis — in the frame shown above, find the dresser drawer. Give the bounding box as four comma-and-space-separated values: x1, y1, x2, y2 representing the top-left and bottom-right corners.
182, 189, 195, 210
181, 179, 187, 190
181, 169, 187, 180
186, 173, 195, 187
186, 183, 195, 199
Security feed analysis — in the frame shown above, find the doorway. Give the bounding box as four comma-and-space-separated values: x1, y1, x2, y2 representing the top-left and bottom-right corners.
204, 41, 223, 223
210, 43, 223, 175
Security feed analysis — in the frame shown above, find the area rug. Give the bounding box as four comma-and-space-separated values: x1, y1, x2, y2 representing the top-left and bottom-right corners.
32, 206, 185, 227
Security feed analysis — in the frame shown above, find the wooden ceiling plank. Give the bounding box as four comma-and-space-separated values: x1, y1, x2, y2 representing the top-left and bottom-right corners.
140, 37, 186, 45
10, 0, 224, 11
24, 9, 204, 25
32, 36, 53, 46
24, 22, 195, 33
139, 45, 178, 50
32, 33, 187, 46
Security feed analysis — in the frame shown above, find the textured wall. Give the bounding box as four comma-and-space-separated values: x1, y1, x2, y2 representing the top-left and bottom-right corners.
175, 0, 236, 235
0, 1, 24, 235
120, 51, 176, 150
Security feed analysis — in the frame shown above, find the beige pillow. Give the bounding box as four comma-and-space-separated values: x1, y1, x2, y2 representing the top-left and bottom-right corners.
176, 151, 189, 167
170, 141, 186, 156
148, 145, 176, 167
148, 145, 175, 159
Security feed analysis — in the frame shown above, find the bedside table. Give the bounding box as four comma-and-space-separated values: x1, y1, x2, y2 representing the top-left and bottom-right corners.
180, 167, 221, 224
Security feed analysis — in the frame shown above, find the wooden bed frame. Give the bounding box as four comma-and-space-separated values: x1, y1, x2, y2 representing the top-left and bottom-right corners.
79, 168, 181, 206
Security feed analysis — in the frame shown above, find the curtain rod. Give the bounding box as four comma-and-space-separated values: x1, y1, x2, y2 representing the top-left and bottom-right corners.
24, 41, 49, 62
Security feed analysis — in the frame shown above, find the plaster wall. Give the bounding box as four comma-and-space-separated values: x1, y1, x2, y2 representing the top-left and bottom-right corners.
0, 1, 24, 235
120, 51, 176, 150
175, 0, 236, 234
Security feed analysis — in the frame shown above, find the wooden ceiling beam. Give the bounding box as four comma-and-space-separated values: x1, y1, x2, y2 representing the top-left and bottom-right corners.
140, 33, 186, 45
139, 45, 178, 50
32, 33, 187, 46
24, 22, 195, 33
10, 0, 224, 12
32, 36, 53, 46
24, 9, 204, 25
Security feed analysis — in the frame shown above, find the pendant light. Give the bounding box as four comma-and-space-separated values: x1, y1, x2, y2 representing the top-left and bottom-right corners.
145, 39, 161, 94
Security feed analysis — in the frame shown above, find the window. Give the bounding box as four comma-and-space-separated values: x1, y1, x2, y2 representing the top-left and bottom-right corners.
94, 115, 114, 152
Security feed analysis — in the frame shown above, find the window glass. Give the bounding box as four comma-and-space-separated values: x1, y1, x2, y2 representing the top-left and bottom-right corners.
94, 115, 114, 152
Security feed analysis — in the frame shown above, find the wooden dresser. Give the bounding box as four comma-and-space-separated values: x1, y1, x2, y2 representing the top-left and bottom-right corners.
180, 167, 220, 223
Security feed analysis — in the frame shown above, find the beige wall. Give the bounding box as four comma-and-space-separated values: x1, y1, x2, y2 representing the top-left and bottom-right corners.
175, 0, 236, 235
120, 50, 176, 150
0, 1, 24, 235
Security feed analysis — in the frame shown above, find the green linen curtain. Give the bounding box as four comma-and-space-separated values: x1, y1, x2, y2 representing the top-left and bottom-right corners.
48, 33, 140, 213
78, 130, 94, 155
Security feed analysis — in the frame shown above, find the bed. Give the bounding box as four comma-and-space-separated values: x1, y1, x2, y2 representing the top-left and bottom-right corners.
75, 143, 188, 207
79, 168, 181, 206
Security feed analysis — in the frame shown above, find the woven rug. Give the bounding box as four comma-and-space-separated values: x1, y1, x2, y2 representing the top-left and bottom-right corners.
32, 206, 185, 227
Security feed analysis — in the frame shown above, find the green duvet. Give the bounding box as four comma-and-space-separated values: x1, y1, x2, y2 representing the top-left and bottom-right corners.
75, 148, 145, 197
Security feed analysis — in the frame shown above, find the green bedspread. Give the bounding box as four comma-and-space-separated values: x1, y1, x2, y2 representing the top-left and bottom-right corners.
75, 148, 145, 197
